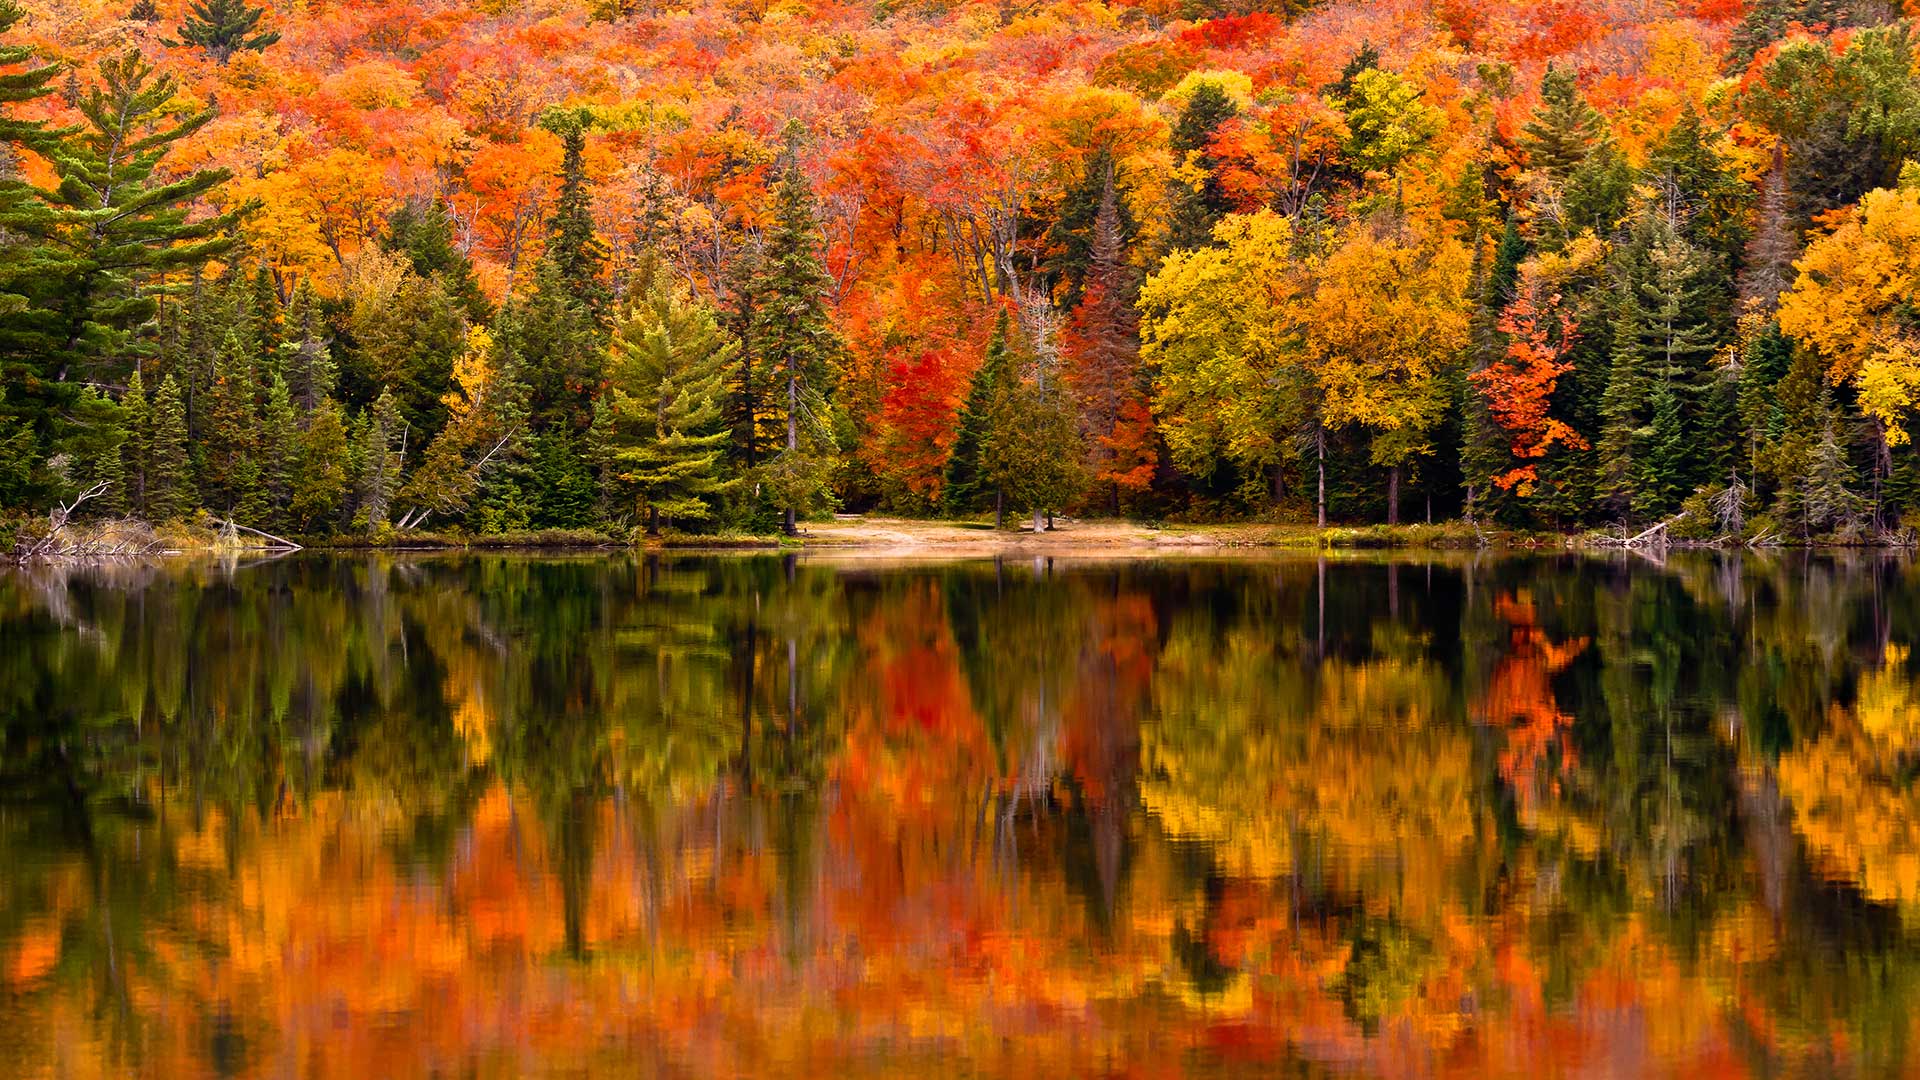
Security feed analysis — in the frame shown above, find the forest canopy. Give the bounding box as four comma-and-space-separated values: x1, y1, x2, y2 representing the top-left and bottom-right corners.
0, 0, 1915, 540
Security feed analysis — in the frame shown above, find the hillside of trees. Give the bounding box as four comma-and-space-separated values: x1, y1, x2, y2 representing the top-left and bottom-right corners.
1, 0, 1918, 540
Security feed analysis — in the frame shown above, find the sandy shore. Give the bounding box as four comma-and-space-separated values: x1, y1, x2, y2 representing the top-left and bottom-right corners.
789, 516, 1335, 556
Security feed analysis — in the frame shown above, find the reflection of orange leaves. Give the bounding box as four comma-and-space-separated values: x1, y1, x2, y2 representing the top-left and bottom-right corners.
1481, 591, 1589, 815
6, 922, 60, 985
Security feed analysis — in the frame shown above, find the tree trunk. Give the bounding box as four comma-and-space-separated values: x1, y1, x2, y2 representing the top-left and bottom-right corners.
1045, 510, 1054, 531
1033, 507, 1044, 535
1387, 465, 1400, 525
784, 369, 799, 536
647, 504, 660, 536
995, 488, 1004, 529
1315, 426, 1327, 529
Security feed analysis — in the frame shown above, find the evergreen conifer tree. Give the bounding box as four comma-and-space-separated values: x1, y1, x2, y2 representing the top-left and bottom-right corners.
357, 388, 402, 528
2, 52, 240, 386
384, 199, 490, 322
168, 0, 278, 63
120, 367, 149, 516
1521, 66, 1606, 178
944, 311, 1014, 520
751, 140, 843, 534
146, 372, 192, 520
605, 275, 734, 533
258, 372, 295, 529
289, 399, 349, 531
1165, 81, 1239, 252
541, 117, 610, 319
201, 329, 257, 510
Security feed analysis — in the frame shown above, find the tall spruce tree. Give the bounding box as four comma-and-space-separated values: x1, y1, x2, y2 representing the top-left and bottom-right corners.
257, 373, 295, 529
146, 372, 192, 520
985, 347, 1084, 535
120, 367, 149, 516
383, 199, 490, 322
1521, 66, 1606, 178
751, 141, 843, 534
541, 117, 610, 320
200, 329, 258, 511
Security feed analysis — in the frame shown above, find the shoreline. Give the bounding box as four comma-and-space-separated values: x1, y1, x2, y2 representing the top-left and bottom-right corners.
14, 516, 1919, 565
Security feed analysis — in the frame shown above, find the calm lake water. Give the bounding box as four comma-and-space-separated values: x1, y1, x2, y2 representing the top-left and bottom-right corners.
3, 551, 1920, 1077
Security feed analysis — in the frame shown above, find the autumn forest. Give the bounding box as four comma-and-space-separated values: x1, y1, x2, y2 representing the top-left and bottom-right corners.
1, 0, 1918, 540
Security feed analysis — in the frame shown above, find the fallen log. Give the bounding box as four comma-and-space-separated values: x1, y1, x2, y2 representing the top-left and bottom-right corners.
1597, 510, 1689, 548
221, 518, 303, 551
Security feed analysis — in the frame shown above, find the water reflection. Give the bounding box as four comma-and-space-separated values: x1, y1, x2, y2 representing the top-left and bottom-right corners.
3, 551, 1919, 1076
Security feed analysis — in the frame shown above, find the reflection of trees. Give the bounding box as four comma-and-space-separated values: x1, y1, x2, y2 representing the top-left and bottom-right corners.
16, 552, 1920, 1075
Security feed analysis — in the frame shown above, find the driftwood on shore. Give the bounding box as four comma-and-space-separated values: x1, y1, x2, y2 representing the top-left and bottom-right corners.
1594, 511, 1688, 549
7, 484, 175, 564
217, 516, 303, 551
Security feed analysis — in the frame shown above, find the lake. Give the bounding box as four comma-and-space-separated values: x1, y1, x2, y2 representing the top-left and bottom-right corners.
2, 550, 1917, 1077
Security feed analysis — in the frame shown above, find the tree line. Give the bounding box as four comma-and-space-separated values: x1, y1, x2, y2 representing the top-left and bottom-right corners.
7, 2, 1920, 541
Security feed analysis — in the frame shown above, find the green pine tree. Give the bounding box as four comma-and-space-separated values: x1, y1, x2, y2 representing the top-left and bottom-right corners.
1164, 81, 1240, 252
539, 114, 610, 319
56, 386, 127, 515
1520, 65, 1606, 178
383, 198, 490, 322
119, 367, 149, 516
509, 258, 604, 435
288, 398, 349, 532
167, 0, 279, 63
200, 329, 258, 511
1, 51, 241, 427
257, 372, 295, 529
943, 310, 1014, 520
605, 275, 735, 534
751, 139, 843, 534
146, 372, 193, 520
1632, 380, 1688, 520
1596, 281, 1644, 517
985, 353, 1085, 534
356, 387, 402, 529
279, 280, 337, 413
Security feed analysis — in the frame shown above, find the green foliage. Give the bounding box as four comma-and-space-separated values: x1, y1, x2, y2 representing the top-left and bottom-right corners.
356, 387, 402, 528
146, 373, 193, 521
984, 363, 1085, 527
383, 199, 491, 323
1521, 65, 1606, 179
1340, 67, 1441, 177
540, 119, 610, 320
167, 0, 279, 62
943, 311, 1014, 516
1165, 79, 1240, 252
604, 274, 735, 532
751, 150, 843, 533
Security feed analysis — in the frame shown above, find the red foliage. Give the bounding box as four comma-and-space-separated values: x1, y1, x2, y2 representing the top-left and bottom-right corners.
1472, 292, 1588, 495
1177, 13, 1284, 52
